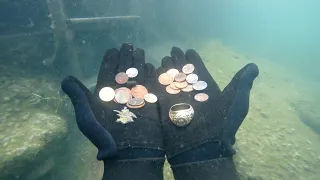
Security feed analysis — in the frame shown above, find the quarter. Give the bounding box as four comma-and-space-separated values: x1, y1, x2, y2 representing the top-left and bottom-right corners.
99, 87, 115, 102
174, 73, 187, 82
115, 72, 129, 84
192, 81, 208, 91
182, 64, 195, 74
186, 73, 198, 84
114, 88, 131, 104
126, 67, 139, 78
194, 93, 209, 102
158, 73, 174, 85
144, 93, 158, 103
131, 85, 148, 98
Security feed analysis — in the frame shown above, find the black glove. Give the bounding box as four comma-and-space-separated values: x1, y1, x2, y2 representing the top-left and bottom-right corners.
156, 47, 259, 180
61, 43, 165, 180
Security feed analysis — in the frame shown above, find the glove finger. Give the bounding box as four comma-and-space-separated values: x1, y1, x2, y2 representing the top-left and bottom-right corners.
161, 56, 174, 69
133, 48, 145, 83
118, 43, 134, 72
145, 63, 156, 78
222, 63, 259, 142
61, 76, 117, 158
170, 46, 187, 70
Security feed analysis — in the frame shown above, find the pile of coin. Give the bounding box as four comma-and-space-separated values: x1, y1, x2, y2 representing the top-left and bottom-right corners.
99, 67, 158, 108
158, 64, 209, 102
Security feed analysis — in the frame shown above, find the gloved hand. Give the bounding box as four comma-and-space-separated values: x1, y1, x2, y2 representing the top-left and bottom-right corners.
156, 47, 259, 180
61, 43, 165, 180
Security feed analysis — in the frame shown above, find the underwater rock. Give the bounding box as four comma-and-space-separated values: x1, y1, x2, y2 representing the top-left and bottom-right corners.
0, 112, 68, 180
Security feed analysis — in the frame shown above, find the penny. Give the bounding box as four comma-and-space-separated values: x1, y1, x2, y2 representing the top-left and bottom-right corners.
166, 85, 180, 94
114, 88, 131, 104
126, 67, 138, 78
174, 73, 187, 82
193, 81, 208, 91
99, 87, 115, 102
131, 85, 148, 98
128, 98, 144, 106
158, 73, 174, 85
169, 83, 179, 90
186, 74, 198, 84
174, 81, 188, 89
166, 69, 179, 78
115, 72, 129, 84
181, 85, 193, 92
144, 93, 158, 103
182, 64, 195, 74
127, 101, 145, 109
194, 93, 209, 102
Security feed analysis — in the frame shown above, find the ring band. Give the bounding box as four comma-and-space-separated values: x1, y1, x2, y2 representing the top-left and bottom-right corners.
169, 103, 194, 127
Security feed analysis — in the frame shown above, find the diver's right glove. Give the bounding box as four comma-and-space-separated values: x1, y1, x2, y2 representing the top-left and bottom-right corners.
156, 47, 259, 180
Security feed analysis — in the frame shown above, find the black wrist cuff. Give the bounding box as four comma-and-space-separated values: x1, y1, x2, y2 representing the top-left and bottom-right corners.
103, 158, 165, 180
171, 157, 240, 180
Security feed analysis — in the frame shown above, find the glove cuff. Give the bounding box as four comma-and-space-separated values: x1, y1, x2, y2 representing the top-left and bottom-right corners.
103, 158, 165, 180
171, 157, 240, 180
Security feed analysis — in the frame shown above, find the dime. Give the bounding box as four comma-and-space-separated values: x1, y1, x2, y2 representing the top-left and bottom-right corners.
144, 93, 158, 103
131, 85, 148, 98
174, 73, 187, 82
127, 101, 145, 109
194, 93, 209, 102
193, 81, 208, 91
174, 81, 188, 89
186, 73, 198, 84
169, 83, 179, 90
158, 73, 174, 85
126, 67, 138, 78
181, 85, 193, 92
166, 69, 179, 78
128, 98, 144, 106
115, 72, 129, 84
114, 88, 131, 104
182, 64, 195, 74
166, 85, 180, 94
99, 87, 115, 102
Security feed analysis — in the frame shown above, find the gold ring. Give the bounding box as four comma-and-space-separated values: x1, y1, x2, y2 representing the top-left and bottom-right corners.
169, 103, 194, 127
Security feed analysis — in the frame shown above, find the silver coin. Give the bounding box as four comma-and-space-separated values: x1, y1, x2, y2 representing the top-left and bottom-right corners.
186, 74, 198, 84
99, 87, 115, 102
114, 89, 131, 104
182, 64, 195, 74
144, 93, 158, 103
126, 67, 139, 78
128, 98, 145, 106
192, 81, 207, 91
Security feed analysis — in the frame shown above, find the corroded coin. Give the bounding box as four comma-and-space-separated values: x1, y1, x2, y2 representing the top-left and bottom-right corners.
174, 81, 188, 89
115, 72, 129, 84
169, 83, 179, 90
126, 67, 138, 78
158, 73, 174, 85
128, 98, 144, 106
131, 85, 148, 98
166, 69, 179, 78
144, 93, 158, 103
186, 73, 198, 84
127, 101, 145, 109
194, 93, 209, 102
181, 85, 193, 92
99, 87, 115, 102
166, 85, 180, 94
193, 81, 208, 91
114, 88, 131, 104
182, 64, 195, 74
174, 73, 187, 82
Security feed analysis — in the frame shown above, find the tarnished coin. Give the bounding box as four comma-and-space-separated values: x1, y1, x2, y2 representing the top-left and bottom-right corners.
182, 64, 195, 74
169, 83, 179, 90
126, 67, 138, 78
127, 101, 145, 109
166, 69, 179, 78
194, 93, 209, 102
186, 73, 198, 84
99, 87, 115, 102
131, 85, 148, 98
181, 85, 193, 92
174, 81, 188, 89
174, 73, 187, 82
114, 88, 131, 104
166, 85, 181, 94
128, 98, 144, 106
193, 81, 208, 91
115, 72, 129, 84
158, 73, 174, 85
144, 93, 158, 103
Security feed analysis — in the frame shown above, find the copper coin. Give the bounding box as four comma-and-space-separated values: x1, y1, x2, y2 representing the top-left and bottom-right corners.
194, 93, 209, 102
126, 67, 139, 78
131, 85, 148, 98
174, 73, 187, 82
114, 88, 131, 104
99, 87, 115, 102
174, 81, 188, 89
182, 64, 195, 74
144, 93, 158, 103
115, 72, 129, 84
169, 83, 179, 90
186, 74, 198, 84
193, 81, 208, 91
158, 73, 174, 85
166, 69, 179, 78
181, 85, 193, 92
127, 101, 145, 109
128, 98, 144, 106
166, 85, 180, 94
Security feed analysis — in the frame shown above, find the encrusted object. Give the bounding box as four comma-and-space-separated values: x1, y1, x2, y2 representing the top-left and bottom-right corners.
113, 107, 137, 124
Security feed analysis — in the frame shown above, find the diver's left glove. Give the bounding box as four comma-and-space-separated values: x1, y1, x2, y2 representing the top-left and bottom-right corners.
61, 43, 165, 180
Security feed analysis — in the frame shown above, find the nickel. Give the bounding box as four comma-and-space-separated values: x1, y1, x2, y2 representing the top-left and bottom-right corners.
174, 73, 187, 82
174, 81, 188, 89
182, 64, 195, 74
114, 89, 131, 104
144, 93, 158, 103
99, 87, 115, 102
186, 74, 198, 84
126, 67, 138, 78
166, 69, 179, 78
194, 93, 209, 102
193, 81, 207, 91
181, 85, 193, 92
166, 85, 180, 94
131, 85, 148, 98
115, 72, 129, 84
158, 73, 174, 85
